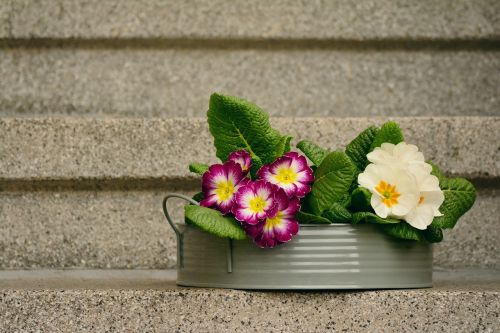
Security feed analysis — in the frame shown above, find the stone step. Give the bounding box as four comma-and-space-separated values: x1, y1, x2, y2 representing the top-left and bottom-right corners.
0, 269, 498, 332
1, 117, 498, 182
2, 1, 498, 40
0, 117, 498, 270
0, 49, 498, 117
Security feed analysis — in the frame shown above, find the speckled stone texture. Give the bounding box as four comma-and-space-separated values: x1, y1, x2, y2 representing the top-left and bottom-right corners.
1, 117, 498, 180
0, 50, 499, 117
0, 189, 497, 270
1, 0, 498, 39
0, 117, 498, 269
0, 280, 498, 332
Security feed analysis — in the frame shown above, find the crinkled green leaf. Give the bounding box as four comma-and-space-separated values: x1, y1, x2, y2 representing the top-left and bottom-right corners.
278, 135, 293, 156
337, 193, 352, 208
189, 162, 209, 175
322, 202, 352, 223
350, 187, 372, 212
430, 164, 476, 229
207, 93, 291, 176
370, 121, 404, 151
351, 212, 401, 225
296, 211, 332, 224
184, 205, 247, 240
345, 126, 379, 171
296, 140, 328, 166
308, 151, 357, 215
379, 222, 425, 241
423, 223, 443, 243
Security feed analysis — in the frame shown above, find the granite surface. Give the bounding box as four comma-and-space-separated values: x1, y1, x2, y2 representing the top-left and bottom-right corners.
1, 49, 498, 117
0, 269, 498, 332
0, 189, 497, 270
1, 0, 498, 39
1, 268, 498, 291
0, 117, 498, 181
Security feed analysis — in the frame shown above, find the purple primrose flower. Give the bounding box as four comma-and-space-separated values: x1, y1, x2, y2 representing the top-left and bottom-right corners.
228, 150, 252, 174
244, 188, 300, 248
257, 152, 314, 198
200, 161, 249, 214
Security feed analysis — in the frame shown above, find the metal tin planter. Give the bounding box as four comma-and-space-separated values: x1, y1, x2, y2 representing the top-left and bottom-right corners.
163, 194, 433, 290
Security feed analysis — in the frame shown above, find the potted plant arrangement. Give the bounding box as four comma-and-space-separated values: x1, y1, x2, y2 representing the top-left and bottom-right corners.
162, 93, 476, 289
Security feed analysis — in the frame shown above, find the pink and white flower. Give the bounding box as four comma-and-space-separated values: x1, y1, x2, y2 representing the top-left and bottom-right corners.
228, 150, 252, 174
232, 180, 278, 225
257, 152, 313, 198
244, 189, 300, 248
200, 161, 249, 214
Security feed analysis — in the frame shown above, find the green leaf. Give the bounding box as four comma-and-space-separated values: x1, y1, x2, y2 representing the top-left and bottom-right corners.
192, 192, 204, 203
423, 223, 443, 243
350, 187, 372, 212
277, 135, 293, 156
322, 202, 352, 223
296, 211, 332, 224
189, 162, 209, 175
433, 179, 476, 230
184, 205, 247, 240
370, 121, 404, 150
379, 222, 425, 241
429, 162, 476, 229
299, 193, 314, 214
207, 93, 291, 176
351, 212, 401, 225
429, 161, 446, 180
336, 193, 352, 208
308, 151, 357, 215
345, 126, 379, 171
296, 140, 328, 166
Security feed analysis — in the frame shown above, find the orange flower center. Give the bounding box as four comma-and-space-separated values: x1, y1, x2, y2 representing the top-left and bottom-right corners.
375, 180, 401, 208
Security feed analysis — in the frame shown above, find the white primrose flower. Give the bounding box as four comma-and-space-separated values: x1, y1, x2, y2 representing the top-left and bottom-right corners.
358, 164, 420, 219
361, 141, 445, 230
367, 142, 431, 173
403, 166, 445, 230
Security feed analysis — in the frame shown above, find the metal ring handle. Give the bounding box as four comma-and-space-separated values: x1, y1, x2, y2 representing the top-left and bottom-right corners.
162, 193, 199, 237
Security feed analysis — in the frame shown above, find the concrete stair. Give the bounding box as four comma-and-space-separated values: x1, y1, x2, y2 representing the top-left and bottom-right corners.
0, 1, 499, 332
0, 269, 499, 332
0, 117, 498, 270
0, 1, 499, 117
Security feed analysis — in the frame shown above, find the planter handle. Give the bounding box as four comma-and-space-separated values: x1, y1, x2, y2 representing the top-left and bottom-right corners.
162, 193, 199, 237
162, 193, 199, 269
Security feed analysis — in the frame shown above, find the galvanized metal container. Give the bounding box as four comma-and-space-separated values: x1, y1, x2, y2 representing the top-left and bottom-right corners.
163, 194, 433, 290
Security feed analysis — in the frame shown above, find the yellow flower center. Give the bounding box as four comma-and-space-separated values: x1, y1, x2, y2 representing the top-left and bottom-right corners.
275, 167, 297, 185
215, 181, 235, 201
249, 196, 266, 213
418, 195, 425, 205
265, 212, 283, 231
375, 180, 401, 208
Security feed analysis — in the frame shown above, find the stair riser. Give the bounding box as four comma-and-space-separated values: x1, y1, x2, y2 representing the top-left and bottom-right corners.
1, 118, 498, 180
0, 189, 497, 270
2, 0, 498, 39
0, 50, 498, 117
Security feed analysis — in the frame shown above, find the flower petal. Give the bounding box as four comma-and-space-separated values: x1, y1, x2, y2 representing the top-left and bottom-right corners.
405, 205, 435, 230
